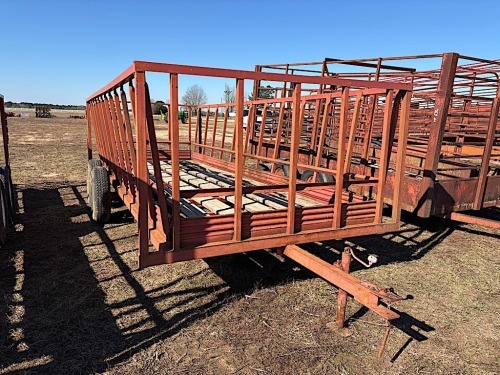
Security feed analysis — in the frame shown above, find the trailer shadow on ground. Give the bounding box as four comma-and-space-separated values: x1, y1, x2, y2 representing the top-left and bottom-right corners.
2, 183, 496, 373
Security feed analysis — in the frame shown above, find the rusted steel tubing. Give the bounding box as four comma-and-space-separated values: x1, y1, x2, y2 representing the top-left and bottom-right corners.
377, 323, 393, 358
333, 88, 350, 229
135, 72, 151, 268
448, 212, 500, 229
283, 245, 399, 320
233, 79, 245, 241
144, 84, 171, 240
179, 182, 340, 199
344, 94, 363, 173
419, 53, 459, 218
147, 222, 401, 266
220, 107, 229, 160
335, 248, 352, 329
131, 61, 413, 91
170, 74, 181, 249
473, 96, 500, 210
287, 84, 302, 234
375, 90, 394, 222
392, 91, 411, 224
193, 143, 236, 154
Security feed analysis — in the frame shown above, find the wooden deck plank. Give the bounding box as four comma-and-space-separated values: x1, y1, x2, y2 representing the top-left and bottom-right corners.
147, 160, 359, 218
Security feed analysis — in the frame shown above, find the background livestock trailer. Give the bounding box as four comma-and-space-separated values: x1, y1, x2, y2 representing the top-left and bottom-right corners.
86, 61, 414, 355
254, 53, 500, 223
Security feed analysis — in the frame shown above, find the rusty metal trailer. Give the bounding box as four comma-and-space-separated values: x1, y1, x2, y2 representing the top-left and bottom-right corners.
254, 53, 500, 225
0, 95, 15, 244
86, 61, 413, 355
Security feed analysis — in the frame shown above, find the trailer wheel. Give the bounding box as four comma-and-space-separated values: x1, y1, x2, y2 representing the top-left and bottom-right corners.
274, 164, 290, 177
0, 181, 7, 245
90, 166, 111, 223
0, 166, 16, 220
300, 170, 314, 182
87, 159, 102, 204
318, 173, 335, 183
258, 163, 271, 172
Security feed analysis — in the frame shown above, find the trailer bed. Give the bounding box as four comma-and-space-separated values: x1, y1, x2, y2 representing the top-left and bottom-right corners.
148, 160, 320, 216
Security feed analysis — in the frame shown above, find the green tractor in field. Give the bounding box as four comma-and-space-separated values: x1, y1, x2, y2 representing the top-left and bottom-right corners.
159, 105, 188, 124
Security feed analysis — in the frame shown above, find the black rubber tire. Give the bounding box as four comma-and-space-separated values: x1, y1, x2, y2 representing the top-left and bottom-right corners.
258, 163, 271, 172
273, 157, 290, 177
300, 170, 314, 182
90, 166, 111, 223
318, 173, 335, 183
275, 164, 290, 177
0, 181, 7, 245
0, 166, 15, 221
87, 159, 102, 204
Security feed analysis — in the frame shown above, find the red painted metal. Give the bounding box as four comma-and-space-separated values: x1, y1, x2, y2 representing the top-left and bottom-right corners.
335, 247, 352, 329
0, 94, 13, 243
86, 62, 413, 356
255, 53, 500, 219
448, 211, 500, 229
0, 95, 9, 168
87, 61, 412, 269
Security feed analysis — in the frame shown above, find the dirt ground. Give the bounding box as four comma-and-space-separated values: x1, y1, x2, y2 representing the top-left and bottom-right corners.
0, 110, 499, 374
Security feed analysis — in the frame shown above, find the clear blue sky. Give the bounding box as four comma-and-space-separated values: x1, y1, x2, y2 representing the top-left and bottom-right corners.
2, 0, 500, 105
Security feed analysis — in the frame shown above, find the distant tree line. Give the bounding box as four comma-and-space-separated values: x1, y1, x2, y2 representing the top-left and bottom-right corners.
4, 101, 86, 110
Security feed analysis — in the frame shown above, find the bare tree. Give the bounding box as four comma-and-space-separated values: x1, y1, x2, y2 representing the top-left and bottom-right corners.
223, 84, 236, 111
223, 84, 235, 103
182, 84, 208, 108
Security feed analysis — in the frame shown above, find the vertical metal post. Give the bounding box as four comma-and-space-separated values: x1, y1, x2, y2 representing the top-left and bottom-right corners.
361, 59, 382, 162
210, 107, 218, 157
86, 105, 92, 161
473, 96, 500, 210
90, 102, 104, 162
121, 88, 138, 179
333, 87, 349, 229
233, 79, 244, 241
419, 53, 459, 217
286, 83, 301, 234
188, 106, 192, 144
271, 103, 286, 172
203, 106, 210, 154
135, 71, 150, 268
335, 247, 352, 328
313, 99, 332, 182
252, 65, 261, 101
196, 108, 202, 154
377, 322, 393, 358
344, 93, 362, 173
220, 107, 229, 159
170, 73, 181, 250
113, 91, 131, 191
374, 90, 394, 223
392, 91, 411, 224
244, 105, 255, 154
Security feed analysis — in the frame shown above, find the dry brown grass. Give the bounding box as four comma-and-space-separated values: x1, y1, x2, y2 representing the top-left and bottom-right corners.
0, 112, 499, 374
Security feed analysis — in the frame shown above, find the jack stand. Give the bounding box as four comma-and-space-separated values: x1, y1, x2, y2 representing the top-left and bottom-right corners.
283, 244, 405, 358
377, 321, 393, 358
327, 247, 354, 337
